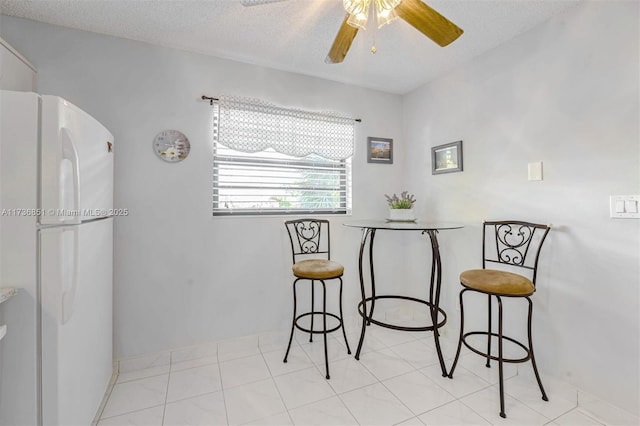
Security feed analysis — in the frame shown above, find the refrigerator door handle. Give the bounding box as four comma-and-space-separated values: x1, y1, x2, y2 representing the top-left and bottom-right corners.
61, 128, 81, 224
61, 227, 79, 324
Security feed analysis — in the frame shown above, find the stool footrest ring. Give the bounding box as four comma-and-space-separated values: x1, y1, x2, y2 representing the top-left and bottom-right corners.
462, 331, 531, 364
294, 311, 343, 334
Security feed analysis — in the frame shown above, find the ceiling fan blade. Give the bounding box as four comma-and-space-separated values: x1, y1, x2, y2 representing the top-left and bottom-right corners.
325, 14, 359, 64
395, 0, 463, 47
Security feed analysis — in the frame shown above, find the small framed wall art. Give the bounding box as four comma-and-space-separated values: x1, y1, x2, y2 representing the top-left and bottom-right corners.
432, 140, 463, 174
367, 137, 393, 164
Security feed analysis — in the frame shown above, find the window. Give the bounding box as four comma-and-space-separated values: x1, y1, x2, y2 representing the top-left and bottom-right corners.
212, 96, 355, 216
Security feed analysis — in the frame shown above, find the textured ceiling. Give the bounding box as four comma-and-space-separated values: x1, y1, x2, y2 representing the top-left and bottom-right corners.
0, 0, 582, 94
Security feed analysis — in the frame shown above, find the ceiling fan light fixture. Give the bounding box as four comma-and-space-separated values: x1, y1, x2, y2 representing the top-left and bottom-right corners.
347, 11, 369, 30
343, 0, 370, 15
345, 0, 370, 29
344, 0, 402, 30
375, 5, 399, 28
375, 0, 401, 28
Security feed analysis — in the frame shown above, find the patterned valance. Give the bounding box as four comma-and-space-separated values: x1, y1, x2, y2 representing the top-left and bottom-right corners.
216, 95, 355, 160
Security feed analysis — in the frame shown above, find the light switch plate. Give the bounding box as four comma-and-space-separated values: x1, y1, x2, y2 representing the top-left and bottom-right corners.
528, 162, 543, 181
610, 195, 640, 218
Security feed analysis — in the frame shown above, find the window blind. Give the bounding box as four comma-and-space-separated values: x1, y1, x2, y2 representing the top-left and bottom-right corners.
213, 96, 354, 216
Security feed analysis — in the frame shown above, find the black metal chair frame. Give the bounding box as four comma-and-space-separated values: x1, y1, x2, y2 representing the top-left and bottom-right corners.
283, 219, 351, 379
448, 220, 551, 418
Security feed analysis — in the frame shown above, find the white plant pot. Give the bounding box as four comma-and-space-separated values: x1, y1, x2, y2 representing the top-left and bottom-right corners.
388, 208, 415, 222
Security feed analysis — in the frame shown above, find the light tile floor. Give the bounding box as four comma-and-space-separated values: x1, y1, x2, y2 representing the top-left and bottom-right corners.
98, 320, 638, 425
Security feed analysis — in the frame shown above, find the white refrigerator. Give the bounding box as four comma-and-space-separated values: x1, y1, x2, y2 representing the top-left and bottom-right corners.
0, 90, 114, 425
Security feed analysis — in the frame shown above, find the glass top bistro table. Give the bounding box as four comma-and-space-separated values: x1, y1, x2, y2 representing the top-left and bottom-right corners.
343, 220, 464, 377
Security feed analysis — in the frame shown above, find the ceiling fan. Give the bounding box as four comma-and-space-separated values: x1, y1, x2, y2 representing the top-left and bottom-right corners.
240, 0, 463, 64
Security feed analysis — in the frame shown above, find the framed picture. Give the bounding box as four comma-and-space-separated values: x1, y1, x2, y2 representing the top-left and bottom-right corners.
367, 137, 393, 164
432, 140, 463, 174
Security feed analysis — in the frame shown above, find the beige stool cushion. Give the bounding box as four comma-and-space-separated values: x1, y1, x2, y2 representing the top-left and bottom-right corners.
292, 259, 344, 280
460, 269, 535, 296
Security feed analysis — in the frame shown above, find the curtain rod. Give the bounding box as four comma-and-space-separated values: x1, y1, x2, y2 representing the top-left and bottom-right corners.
201, 95, 218, 105
201, 95, 362, 123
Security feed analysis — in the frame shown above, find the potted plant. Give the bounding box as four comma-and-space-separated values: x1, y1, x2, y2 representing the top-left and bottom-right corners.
385, 191, 416, 221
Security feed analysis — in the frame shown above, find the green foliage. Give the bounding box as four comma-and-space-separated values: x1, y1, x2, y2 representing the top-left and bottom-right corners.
385, 191, 416, 209
296, 166, 341, 209
271, 197, 292, 208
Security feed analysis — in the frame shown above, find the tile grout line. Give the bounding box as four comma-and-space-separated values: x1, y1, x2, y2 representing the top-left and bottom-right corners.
502, 378, 575, 424
273, 332, 357, 423
160, 352, 173, 425
214, 342, 232, 426
391, 368, 460, 419
455, 390, 496, 426
94, 370, 118, 424
258, 349, 296, 425
377, 370, 425, 425
425, 366, 495, 424
98, 404, 167, 422
333, 392, 362, 425
571, 407, 609, 426
98, 362, 170, 422
431, 365, 497, 426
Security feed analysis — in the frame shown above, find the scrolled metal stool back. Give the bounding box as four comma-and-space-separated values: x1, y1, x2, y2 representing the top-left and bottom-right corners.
285, 219, 331, 264
482, 220, 551, 285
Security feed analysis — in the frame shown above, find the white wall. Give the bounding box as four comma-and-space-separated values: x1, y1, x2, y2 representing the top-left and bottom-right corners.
0, 15, 406, 360
0, 37, 36, 91
402, 0, 639, 415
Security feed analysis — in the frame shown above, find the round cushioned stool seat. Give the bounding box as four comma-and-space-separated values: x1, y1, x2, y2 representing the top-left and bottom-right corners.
293, 259, 344, 280
460, 269, 535, 296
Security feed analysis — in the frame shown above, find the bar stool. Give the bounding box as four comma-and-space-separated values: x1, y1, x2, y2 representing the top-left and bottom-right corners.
283, 219, 351, 379
448, 220, 551, 418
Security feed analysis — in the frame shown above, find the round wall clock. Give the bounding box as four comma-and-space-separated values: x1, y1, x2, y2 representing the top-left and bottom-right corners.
153, 130, 190, 162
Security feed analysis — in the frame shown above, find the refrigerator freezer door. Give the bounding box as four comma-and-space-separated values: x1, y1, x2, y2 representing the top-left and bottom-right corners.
40, 96, 114, 225
39, 218, 113, 425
